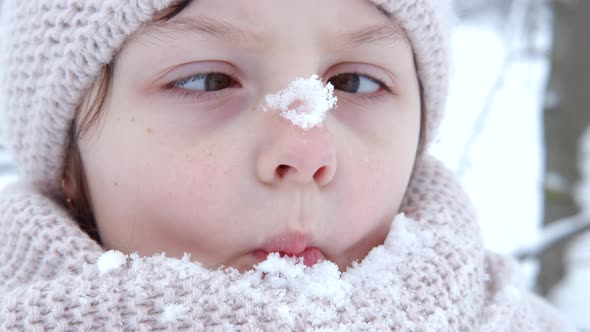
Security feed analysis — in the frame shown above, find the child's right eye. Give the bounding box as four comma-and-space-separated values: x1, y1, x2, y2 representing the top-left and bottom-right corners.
173, 73, 235, 92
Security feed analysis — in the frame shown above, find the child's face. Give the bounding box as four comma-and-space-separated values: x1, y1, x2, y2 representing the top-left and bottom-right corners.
78, 0, 421, 271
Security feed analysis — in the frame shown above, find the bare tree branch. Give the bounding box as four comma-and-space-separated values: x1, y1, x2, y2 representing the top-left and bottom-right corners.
515, 215, 590, 260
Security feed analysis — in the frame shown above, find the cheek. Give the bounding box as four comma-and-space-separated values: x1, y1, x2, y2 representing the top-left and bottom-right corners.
346, 154, 413, 220
156, 147, 238, 226
329, 110, 420, 247
81, 121, 245, 256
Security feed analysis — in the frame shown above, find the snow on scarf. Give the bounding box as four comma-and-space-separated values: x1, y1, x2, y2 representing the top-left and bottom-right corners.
0, 155, 574, 331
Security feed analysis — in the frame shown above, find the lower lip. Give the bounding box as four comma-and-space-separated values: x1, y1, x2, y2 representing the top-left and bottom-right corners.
254, 247, 325, 267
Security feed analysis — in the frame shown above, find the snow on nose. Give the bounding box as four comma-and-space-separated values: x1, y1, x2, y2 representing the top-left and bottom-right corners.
264, 74, 338, 130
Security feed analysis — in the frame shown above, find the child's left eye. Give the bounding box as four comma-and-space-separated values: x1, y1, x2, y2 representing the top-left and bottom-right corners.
328, 73, 384, 94
174, 73, 234, 91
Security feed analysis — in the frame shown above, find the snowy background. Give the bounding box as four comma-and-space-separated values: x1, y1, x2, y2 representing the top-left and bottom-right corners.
434, 1, 590, 329
0, 0, 588, 330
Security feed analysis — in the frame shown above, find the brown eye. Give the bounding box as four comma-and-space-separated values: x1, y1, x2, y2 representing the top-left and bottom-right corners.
175, 73, 233, 91
204, 73, 232, 91
328, 73, 381, 94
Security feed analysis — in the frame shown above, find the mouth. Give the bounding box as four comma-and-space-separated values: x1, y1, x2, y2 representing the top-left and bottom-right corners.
253, 232, 325, 267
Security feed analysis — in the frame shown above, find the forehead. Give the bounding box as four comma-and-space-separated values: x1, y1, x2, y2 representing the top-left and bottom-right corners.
140, 0, 408, 49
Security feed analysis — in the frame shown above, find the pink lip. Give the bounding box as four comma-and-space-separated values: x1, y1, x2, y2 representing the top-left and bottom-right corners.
254, 232, 325, 267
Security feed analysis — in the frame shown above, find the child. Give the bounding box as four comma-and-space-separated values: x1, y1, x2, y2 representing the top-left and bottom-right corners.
0, 0, 574, 330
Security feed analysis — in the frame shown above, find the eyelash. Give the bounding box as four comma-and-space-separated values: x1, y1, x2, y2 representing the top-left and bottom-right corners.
159, 72, 234, 102
161, 72, 392, 103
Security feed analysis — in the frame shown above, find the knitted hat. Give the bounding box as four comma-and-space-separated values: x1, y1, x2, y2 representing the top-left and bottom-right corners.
0, 0, 451, 196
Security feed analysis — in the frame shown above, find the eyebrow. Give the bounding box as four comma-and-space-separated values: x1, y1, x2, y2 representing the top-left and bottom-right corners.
147, 16, 405, 49
336, 24, 407, 49
147, 16, 264, 47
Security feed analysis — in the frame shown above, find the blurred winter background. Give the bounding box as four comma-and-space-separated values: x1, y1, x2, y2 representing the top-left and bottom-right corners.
0, 0, 589, 329
433, 0, 590, 329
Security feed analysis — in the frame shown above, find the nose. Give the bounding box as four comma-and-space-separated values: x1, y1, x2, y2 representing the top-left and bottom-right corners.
256, 113, 337, 187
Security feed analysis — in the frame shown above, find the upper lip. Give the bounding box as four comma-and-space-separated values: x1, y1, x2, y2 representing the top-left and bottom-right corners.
258, 232, 312, 255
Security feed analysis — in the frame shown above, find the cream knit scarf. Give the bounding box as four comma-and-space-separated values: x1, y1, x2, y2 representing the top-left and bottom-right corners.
0, 155, 573, 331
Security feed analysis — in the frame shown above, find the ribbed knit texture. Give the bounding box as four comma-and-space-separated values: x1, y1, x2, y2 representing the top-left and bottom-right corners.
0, 0, 450, 196
0, 0, 179, 195
372, 0, 450, 147
0, 156, 574, 331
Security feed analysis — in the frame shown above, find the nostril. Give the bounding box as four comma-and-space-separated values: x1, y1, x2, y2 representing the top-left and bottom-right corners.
276, 164, 290, 178
313, 166, 329, 183
274, 164, 333, 184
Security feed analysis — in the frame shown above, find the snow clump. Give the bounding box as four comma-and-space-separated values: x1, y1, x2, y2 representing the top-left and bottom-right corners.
96, 250, 127, 275
264, 74, 337, 130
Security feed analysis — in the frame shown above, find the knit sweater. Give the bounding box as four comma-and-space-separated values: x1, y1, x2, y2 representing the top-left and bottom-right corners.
0, 156, 574, 331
